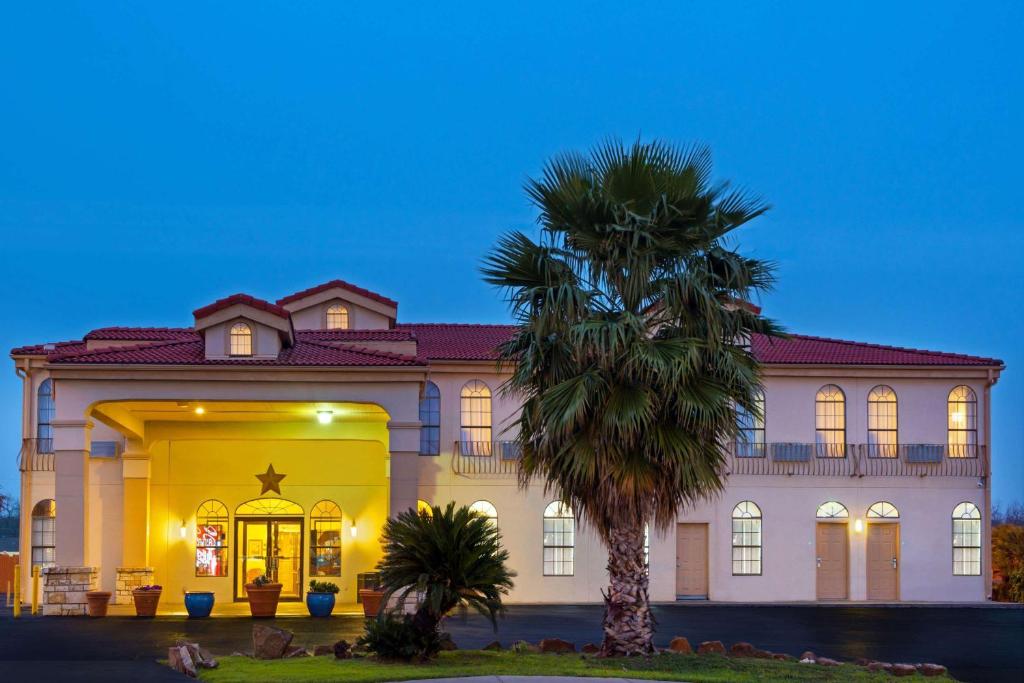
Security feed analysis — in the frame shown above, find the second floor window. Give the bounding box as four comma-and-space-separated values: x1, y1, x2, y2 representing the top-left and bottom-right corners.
229, 323, 252, 356
948, 385, 977, 457
326, 304, 349, 330
460, 380, 492, 454
815, 384, 846, 457
36, 379, 54, 453
736, 389, 765, 457
419, 381, 440, 456
867, 385, 898, 458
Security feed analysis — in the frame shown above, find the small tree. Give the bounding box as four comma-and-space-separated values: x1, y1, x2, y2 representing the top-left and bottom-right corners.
376, 502, 515, 639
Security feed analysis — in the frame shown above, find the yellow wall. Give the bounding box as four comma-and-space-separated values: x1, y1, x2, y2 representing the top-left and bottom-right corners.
146, 420, 389, 604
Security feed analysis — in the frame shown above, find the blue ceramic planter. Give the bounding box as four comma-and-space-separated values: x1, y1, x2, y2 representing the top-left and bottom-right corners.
184, 591, 215, 618
306, 591, 336, 617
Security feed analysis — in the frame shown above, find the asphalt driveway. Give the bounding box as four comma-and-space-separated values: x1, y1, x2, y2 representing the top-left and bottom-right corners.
0, 603, 1021, 682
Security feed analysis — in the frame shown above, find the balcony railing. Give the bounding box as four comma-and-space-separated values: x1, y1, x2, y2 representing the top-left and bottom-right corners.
452, 441, 522, 476
18, 438, 54, 472
728, 442, 986, 478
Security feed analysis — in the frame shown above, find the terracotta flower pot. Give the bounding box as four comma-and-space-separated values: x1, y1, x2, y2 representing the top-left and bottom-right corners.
245, 582, 283, 618
358, 588, 385, 617
132, 589, 161, 617
85, 590, 112, 618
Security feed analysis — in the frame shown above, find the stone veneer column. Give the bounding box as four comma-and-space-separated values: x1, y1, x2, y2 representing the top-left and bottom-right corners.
42, 566, 97, 616
52, 420, 92, 567
115, 567, 155, 605
386, 421, 421, 517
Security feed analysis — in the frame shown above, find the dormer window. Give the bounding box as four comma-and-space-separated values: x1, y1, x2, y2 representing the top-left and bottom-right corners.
326, 304, 349, 330
229, 323, 252, 356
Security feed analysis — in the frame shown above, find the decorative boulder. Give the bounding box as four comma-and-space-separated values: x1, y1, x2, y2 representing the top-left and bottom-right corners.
772, 653, 794, 661
313, 645, 333, 657
867, 662, 893, 673
539, 638, 576, 654
512, 640, 540, 654
173, 641, 218, 670
697, 640, 726, 655
333, 640, 352, 659
168, 645, 198, 678
284, 646, 308, 658
816, 656, 840, 667
891, 663, 917, 677
667, 637, 692, 654
753, 649, 773, 659
918, 663, 948, 677
730, 642, 756, 657
252, 624, 294, 660
581, 643, 600, 654
483, 641, 503, 651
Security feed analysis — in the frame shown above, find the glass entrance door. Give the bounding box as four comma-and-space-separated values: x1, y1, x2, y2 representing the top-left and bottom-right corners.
235, 518, 304, 601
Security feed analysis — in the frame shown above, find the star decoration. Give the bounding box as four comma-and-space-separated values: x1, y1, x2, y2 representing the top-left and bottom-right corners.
255, 463, 286, 495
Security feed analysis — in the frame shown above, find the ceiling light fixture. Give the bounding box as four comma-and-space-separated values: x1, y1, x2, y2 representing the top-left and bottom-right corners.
194, 406, 205, 415
317, 410, 333, 425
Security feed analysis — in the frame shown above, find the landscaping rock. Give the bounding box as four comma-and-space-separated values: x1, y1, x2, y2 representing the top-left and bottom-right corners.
816, 656, 840, 667
697, 640, 726, 655
483, 640, 502, 651
168, 645, 198, 678
772, 653, 794, 661
313, 645, 333, 657
333, 639, 352, 659
581, 643, 600, 654
284, 646, 307, 658
891, 663, 917, 677
174, 641, 217, 670
752, 649, 773, 659
867, 662, 893, 673
800, 651, 816, 662
252, 624, 294, 660
512, 640, 539, 654
918, 663, 948, 677
667, 636, 692, 654
539, 638, 576, 654
730, 642, 756, 657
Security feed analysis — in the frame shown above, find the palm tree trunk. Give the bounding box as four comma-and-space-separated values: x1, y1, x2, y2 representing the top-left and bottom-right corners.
600, 519, 655, 656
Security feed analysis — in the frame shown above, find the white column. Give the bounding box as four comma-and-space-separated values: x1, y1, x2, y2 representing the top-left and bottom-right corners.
52, 419, 92, 567
386, 420, 421, 518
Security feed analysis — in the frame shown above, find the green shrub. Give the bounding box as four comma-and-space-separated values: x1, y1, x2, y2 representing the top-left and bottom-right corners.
308, 580, 340, 594
1007, 566, 1024, 603
357, 612, 444, 661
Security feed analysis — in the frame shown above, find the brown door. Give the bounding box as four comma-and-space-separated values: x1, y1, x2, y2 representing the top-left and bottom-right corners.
675, 523, 708, 598
816, 522, 848, 600
866, 523, 899, 601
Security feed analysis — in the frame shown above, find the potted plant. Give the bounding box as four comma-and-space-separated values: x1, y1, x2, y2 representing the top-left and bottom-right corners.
358, 577, 385, 618
132, 584, 162, 617
306, 580, 340, 617
85, 590, 112, 618
244, 574, 283, 617
184, 590, 216, 618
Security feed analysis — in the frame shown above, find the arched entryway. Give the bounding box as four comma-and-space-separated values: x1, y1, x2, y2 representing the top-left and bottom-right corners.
234, 498, 304, 601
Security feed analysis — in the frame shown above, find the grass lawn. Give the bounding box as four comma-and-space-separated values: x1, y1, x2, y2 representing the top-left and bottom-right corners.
199, 651, 954, 682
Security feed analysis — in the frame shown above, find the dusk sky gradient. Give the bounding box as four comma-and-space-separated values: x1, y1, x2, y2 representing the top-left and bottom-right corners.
1, 2, 1021, 505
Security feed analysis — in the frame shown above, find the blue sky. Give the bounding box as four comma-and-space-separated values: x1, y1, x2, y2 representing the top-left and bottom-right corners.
0, 2, 1021, 505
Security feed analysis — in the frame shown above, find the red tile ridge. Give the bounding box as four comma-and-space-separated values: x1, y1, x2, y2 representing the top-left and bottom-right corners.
276, 279, 398, 308
193, 293, 290, 320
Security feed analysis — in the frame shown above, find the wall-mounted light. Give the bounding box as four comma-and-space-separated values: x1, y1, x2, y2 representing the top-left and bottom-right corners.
194, 406, 205, 415
854, 518, 864, 533
317, 410, 333, 425
350, 521, 358, 538
179, 520, 188, 538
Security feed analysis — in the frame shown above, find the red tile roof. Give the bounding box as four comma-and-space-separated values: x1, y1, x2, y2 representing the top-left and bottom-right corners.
277, 279, 398, 309
296, 329, 414, 342
751, 333, 1003, 367
397, 323, 516, 361
84, 327, 197, 341
10, 340, 88, 356
193, 294, 290, 320
46, 338, 422, 367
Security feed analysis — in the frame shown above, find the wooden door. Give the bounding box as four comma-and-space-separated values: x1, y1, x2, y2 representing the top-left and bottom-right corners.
675, 523, 708, 598
816, 522, 848, 600
866, 523, 899, 601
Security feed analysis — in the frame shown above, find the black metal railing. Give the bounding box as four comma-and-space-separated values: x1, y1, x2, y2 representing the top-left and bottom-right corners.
729, 442, 986, 478
19, 438, 54, 472
452, 441, 522, 476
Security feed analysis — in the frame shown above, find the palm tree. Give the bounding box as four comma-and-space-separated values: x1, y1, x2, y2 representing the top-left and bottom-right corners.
482, 139, 780, 656
376, 502, 516, 637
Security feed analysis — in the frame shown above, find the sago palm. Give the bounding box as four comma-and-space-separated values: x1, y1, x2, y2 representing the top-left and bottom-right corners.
376, 502, 515, 635
482, 138, 781, 656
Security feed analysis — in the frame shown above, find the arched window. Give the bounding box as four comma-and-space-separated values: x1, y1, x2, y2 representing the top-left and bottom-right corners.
235, 498, 304, 516
867, 385, 898, 458
460, 380, 492, 455
469, 500, 498, 529
30, 499, 56, 568
867, 501, 899, 519
416, 499, 433, 516
310, 500, 342, 577
736, 389, 765, 457
326, 304, 349, 330
952, 502, 981, 576
195, 499, 228, 577
36, 379, 54, 453
731, 501, 762, 575
816, 501, 849, 519
948, 386, 978, 458
815, 385, 846, 457
229, 322, 253, 356
419, 381, 440, 456
543, 501, 574, 576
